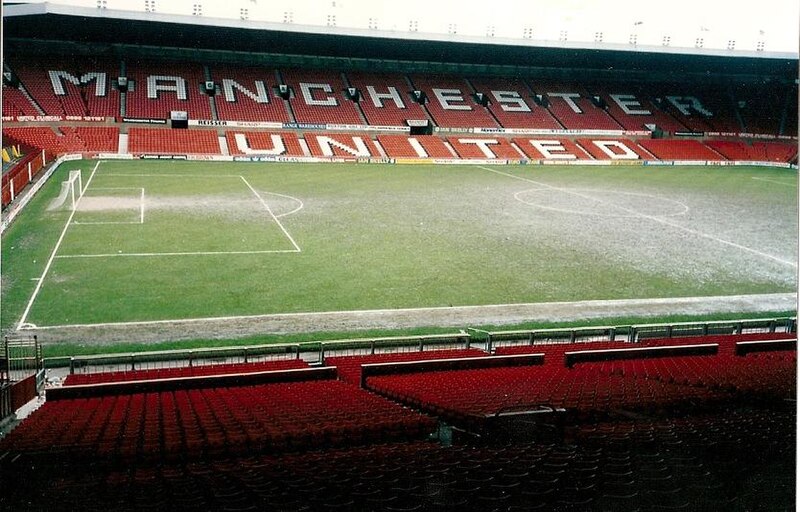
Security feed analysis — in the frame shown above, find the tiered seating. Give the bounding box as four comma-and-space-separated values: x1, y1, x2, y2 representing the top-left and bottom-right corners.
280, 69, 364, 125
513, 137, 593, 159
2, 126, 119, 154
210, 65, 290, 123
468, 76, 562, 129
734, 82, 787, 135
651, 83, 741, 134
327, 348, 487, 384
575, 138, 653, 160
303, 132, 381, 157
447, 136, 523, 159
346, 72, 429, 126
9, 57, 120, 117
127, 127, 219, 154
528, 81, 622, 130
3, 404, 793, 511
63, 359, 309, 386
125, 61, 212, 120
225, 130, 305, 156
705, 140, 798, 162
0, 379, 435, 461
409, 74, 498, 128
584, 82, 689, 133
637, 139, 725, 160
375, 134, 454, 158
367, 364, 720, 422
1, 83, 40, 117
62, 126, 118, 153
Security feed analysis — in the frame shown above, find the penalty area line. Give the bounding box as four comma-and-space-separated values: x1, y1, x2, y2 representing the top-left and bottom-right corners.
54, 250, 300, 258
17, 160, 103, 330
240, 176, 302, 252
479, 166, 797, 269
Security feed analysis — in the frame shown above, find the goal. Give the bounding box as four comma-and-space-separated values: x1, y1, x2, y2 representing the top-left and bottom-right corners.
48, 170, 83, 211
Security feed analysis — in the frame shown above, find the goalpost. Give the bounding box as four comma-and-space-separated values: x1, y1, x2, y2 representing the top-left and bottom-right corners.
48, 170, 83, 211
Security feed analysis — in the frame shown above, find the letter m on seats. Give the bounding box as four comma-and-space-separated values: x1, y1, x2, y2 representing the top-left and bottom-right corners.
48, 70, 108, 96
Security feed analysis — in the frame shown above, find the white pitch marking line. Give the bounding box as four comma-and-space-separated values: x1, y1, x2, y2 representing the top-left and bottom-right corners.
17, 161, 103, 330
98, 174, 244, 178
265, 191, 305, 218
240, 176, 302, 253
18, 292, 798, 331
72, 221, 143, 225
140, 187, 145, 224
54, 250, 300, 259
751, 176, 797, 186
513, 187, 690, 219
479, 165, 797, 268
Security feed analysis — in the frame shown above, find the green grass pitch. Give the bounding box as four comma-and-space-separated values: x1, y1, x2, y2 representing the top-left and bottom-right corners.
1, 159, 796, 331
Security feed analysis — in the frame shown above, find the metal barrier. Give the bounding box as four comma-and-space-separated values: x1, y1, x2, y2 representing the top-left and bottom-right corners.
44, 317, 795, 380
66, 343, 302, 375
485, 326, 621, 352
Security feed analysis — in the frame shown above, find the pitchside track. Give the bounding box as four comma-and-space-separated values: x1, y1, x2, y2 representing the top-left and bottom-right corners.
1, 160, 796, 337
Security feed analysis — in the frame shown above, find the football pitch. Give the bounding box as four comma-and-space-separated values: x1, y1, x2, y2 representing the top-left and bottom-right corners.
1, 159, 797, 336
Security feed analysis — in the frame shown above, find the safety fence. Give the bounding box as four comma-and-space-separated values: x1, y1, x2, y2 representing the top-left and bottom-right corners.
49, 317, 794, 377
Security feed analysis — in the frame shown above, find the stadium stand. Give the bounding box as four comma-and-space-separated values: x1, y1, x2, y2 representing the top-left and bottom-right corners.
127, 127, 219, 155
575, 138, 654, 160
124, 60, 212, 120
468, 76, 563, 129
279, 68, 365, 125
514, 137, 594, 159
529, 81, 623, 130
0, 377, 436, 461
346, 72, 430, 127
447, 136, 524, 159
409, 74, 499, 128
1, 408, 794, 512
705, 140, 799, 162
375, 134, 454, 158
303, 132, 381, 157
210, 65, 291, 123
650, 83, 742, 134
2, 126, 119, 154
583, 81, 689, 133
7, 57, 120, 118
225, 130, 305, 156
1, 83, 41, 117
734, 82, 789, 136
636, 138, 725, 160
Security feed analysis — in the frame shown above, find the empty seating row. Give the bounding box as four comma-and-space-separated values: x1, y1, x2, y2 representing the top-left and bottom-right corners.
0, 379, 435, 461
2, 126, 119, 154
2, 84, 40, 117
63, 359, 310, 386
1, 405, 792, 511
127, 127, 219, 154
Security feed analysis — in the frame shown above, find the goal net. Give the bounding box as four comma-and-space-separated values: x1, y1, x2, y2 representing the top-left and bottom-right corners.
48, 170, 83, 211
